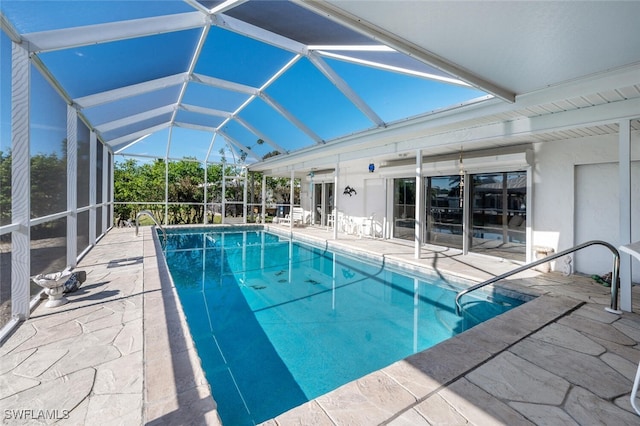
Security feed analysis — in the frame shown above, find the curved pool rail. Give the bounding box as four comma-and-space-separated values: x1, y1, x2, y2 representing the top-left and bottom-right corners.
455, 240, 620, 316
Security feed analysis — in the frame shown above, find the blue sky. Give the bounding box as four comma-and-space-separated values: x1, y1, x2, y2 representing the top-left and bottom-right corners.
1, 31, 11, 154
1, 1, 489, 163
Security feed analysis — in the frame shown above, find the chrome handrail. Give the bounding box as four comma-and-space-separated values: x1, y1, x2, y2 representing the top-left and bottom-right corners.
455, 240, 620, 316
135, 209, 167, 241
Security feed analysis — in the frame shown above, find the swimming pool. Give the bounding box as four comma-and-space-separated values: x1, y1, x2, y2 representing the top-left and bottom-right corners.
162, 226, 526, 425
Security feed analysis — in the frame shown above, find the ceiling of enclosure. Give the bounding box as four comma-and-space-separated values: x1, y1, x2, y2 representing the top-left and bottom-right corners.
2, 1, 640, 169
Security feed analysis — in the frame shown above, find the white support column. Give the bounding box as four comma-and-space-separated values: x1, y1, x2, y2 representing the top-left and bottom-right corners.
203, 161, 208, 225
67, 106, 77, 267
109, 152, 114, 230
164, 160, 169, 225
165, 129, 172, 225
309, 175, 314, 226
243, 167, 248, 224
261, 173, 266, 224
383, 178, 388, 239
525, 167, 533, 263
89, 132, 97, 245
462, 171, 471, 254
222, 165, 226, 222
414, 150, 422, 259
619, 119, 632, 312
289, 170, 295, 230
333, 165, 339, 240
102, 145, 109, 232
11, 42, 31, 320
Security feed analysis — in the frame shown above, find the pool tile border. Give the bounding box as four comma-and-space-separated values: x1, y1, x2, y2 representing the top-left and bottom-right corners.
141, 229, 222, 425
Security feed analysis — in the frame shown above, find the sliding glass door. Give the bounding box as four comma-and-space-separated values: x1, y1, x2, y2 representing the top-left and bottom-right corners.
314, 183, 323, 225
425, 176, 463, 249
391, 171, 527, 261
469, 172, 526, 260
393, 178, 416, 240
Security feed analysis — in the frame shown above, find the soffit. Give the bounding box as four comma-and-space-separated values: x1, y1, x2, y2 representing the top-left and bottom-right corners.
323, 1, 640, 95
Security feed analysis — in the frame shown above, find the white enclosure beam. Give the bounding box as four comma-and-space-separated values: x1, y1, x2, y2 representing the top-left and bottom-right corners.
174, 122, 218, 133
95, 104, 177, 133
183, 0, 212, 14
164, 127, 172, 224
222, 166, 227, 220
261, 173, 267, 224
316, 50, 470, 86
203, 158, 209, 225
24, 12, 208, 53
89, 132, 97, 245
0, 12, 21, 42
181, 103, 232, 119
67, 106, 78, 267
289, 170, 295, 230
215, 54, 303, 151
192, 73, 259, 95
112, 134, 152, 155
205, 133, 218, 164
171, 24, 210, 129
308, 44, 392, 51
260, 92, 324, 144
619, 119, 632, 312
209, 0, 249, 15
309, 52, 385, 127
234, 116, 286, 153
75, 73, 189, 109
243, 162, 248, 224
212, 13, 307, 55
102, 146, 109, 233
109, 123, 171, 148
11, 42, 31, 321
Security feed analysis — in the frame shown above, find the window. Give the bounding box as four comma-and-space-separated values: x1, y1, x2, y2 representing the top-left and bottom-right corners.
425, 175, 463, 249
470, 171, 526, 261
393, 178, 416, 241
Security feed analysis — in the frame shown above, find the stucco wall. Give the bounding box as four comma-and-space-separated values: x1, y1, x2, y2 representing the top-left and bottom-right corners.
532, 131, 639, 278
301, 133, 639, 280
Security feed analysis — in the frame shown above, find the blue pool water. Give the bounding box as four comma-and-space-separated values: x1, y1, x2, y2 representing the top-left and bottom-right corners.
162, 227, 525, 425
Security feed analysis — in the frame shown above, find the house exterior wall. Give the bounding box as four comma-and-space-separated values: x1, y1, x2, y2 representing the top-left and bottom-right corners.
532, 131, 639, 279
309, 131, 639, 280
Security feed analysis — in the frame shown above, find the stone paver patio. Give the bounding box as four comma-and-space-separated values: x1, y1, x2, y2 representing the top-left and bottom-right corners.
1, 226, 639, 425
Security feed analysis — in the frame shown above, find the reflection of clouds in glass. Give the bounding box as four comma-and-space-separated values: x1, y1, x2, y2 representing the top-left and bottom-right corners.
31, 122, 65, 132
31, 122, 67, 155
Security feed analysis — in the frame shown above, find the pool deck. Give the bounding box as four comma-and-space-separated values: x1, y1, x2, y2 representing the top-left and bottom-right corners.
1, 225, 639, 425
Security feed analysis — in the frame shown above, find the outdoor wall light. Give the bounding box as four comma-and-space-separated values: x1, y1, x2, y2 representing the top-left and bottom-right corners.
368, 163, 375, 173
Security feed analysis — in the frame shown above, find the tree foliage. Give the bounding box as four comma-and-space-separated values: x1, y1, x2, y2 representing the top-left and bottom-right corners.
3, 152, 304, 228
31, 152, 67, 217
0, 150, 10, 227
0, 149, 67, 236
114, 158, 265, 224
